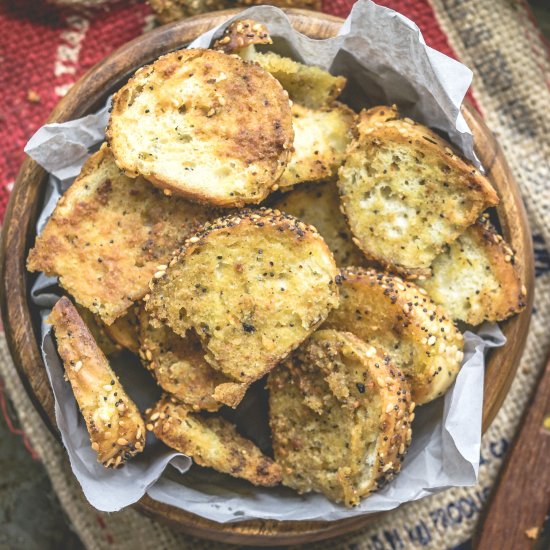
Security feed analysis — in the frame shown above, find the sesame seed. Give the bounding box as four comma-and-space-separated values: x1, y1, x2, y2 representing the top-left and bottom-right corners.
366, 347, 377, 358
117, 438, 128, 446
91, 442, 99, 451
146, 423, 154, 431
150, 412, 160, 421
103, 384, 113, 391
73, 361, 82, 372
154, 270, 166, 279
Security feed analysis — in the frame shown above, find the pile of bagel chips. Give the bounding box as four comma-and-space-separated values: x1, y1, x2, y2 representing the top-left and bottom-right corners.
27, 18, 524, 508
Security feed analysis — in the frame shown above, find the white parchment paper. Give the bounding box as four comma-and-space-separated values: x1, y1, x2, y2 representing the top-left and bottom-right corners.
24, 0, 504, 521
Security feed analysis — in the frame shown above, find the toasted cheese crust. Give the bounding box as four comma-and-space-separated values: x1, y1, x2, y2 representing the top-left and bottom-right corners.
27, 146, 215, 324
323, 268, 464, 404
273, 180, 368, 267
239, 50, 346, 109
419, 216, 527, 325
138, 309, 227, 412
107, 48, 293, 207
269, 330, 412, 506
147, 395, 282, 487
278, 102, 356, 189
48, 297, 145, 467
338, 105, 500, 277
146, 208, 339, 405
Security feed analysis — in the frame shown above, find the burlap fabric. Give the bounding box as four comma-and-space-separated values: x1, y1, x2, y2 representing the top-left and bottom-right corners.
1, 0, 549, 548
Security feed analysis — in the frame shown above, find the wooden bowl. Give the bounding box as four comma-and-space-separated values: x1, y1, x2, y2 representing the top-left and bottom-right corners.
0, 8, 534, 547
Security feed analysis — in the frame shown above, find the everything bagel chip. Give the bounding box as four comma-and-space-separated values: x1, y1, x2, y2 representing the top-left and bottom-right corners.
107, 48, 293, 207
49, 297, 145, 468
323, 267, 464, 405
419, 216, 527, 325
269, 329, 412, 506
147, 395, 282, 487
338, 105, 499, 277
27, 146, 216, 324
146, 208, 339, 406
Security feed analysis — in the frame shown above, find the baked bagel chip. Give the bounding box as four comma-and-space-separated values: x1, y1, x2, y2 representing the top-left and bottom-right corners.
104, 304, 141, 354
146, 208, 339, 406
74, 304, 122, 357
338, 105, 499, 277
139, 310, 227, 412
214, 21, 345, 109
278, 102, 356, 189
48, 297, 145, 468
419, 216, 527, 325
269, 329, 412, 506
213, 19, 272, 54
273, 180, 368, 267
107, 48, 293, 207
236, 49, 346, 109
147, 395, 282, 486
27, 146, 215, 325
323, 268, 464, 405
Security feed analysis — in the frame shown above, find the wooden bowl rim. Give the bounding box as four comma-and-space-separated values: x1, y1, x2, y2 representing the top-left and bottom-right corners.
0, 7, 534, 547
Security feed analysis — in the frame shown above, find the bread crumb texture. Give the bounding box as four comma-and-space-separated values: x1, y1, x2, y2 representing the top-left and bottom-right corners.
139, 308, 227, 412
104, 303, 141, 354
338, 105, 499, 277
278, 102, 356, 189
74, 303, 122, 357
273, 180, 368, 267
107, 48, 293, 206
146, 208, 340, 402
48, 297, 145, 468
323, 267, 464, 405
147, 395, 282, 486
419, 216, 526, 325
269, 329, 412, 506
27, 146, 216, 325
242, 50, 346, 109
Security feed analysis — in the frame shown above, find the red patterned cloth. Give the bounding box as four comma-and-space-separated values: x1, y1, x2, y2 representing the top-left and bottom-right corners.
0, 0, 458, 222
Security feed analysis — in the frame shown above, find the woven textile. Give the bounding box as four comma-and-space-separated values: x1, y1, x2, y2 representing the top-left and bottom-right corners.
1, 0, 550, 548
